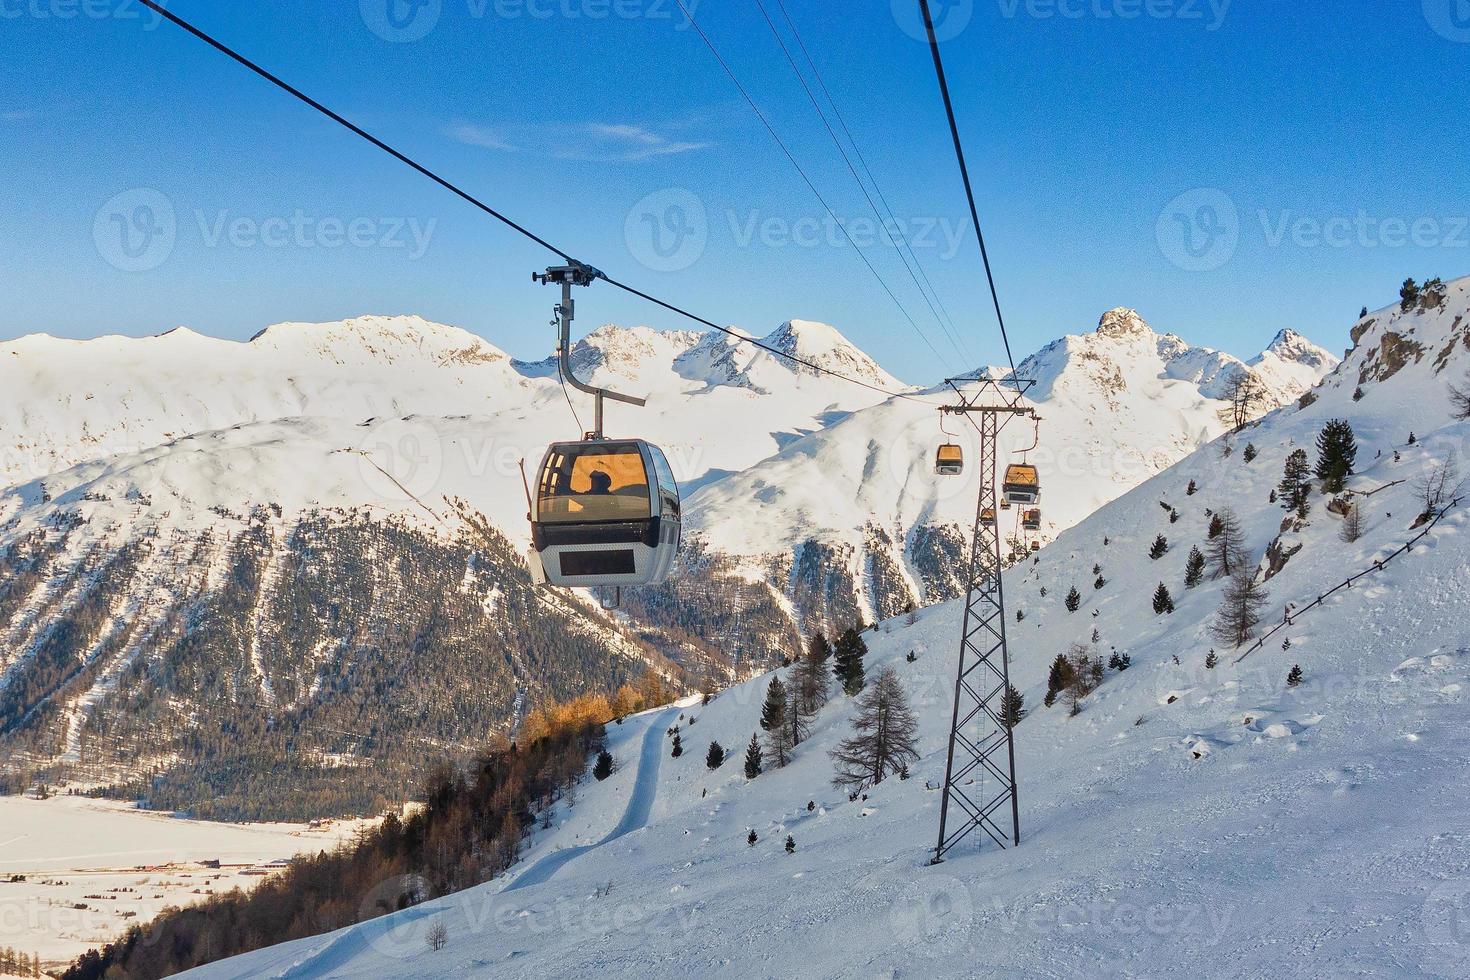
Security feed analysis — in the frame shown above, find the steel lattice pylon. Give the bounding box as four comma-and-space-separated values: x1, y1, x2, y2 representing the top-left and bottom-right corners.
932, 381, 1033, 863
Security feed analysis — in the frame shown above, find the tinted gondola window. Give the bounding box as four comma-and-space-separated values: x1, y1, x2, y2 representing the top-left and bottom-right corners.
649, 445, 681, 519
538, 443, 654, 523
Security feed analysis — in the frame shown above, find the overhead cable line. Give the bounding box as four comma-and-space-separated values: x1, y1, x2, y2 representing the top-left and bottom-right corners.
917, 0, 1020, 380
763, 0, 973, 364
131, 0, 937, 406
670, 0, 950, 368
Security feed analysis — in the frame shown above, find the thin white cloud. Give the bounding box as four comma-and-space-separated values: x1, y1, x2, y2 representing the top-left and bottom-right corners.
446, 123, 518, 152
447, 120, 710, 163
2, 110, 37, 123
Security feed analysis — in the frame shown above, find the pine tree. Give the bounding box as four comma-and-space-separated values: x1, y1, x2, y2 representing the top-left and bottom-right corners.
1149, 534, 1169, 560
743, 733, 762, 778
1287, 665, 1304, 687
828, 667, 920, 792
1278, 448, 1312, 516
785, 834, 796, 854
1205, 650, 1218, 669
747, 828, 758, 846
1065, 586, 1081, 612
1400, 277, 1419, 312
1152, 582, 1175, 615
1046, 654, 1075, 705
671, 733, 683, 758
1184, 546, 1206, 589
1001, 685, 1026, 729
1211, 567, 1269, 647
593, 750, 614, 781
1314, 419, 1358, 494
833, 628, 868, 696
1207, 513, 1225, 538
1186, 479, 1198, 496
1206, 507, 1247, 579
793, 634, 833, 718
705, 741, 725, 770
760, 677, 794, 768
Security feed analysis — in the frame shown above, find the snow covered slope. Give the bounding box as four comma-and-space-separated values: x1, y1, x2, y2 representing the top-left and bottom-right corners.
661, 309, 1335, 647
188, 278, 1470, 979
0, 315, 897, 493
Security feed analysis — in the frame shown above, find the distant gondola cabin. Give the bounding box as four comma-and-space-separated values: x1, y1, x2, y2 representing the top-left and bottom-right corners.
935, 443, 964, 476
1003, 464, 1040, 504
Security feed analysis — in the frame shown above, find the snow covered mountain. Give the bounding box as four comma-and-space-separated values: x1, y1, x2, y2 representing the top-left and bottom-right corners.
629, 309, 1335, 665
185, 277, 1470, 980
0, 307, 1333, 816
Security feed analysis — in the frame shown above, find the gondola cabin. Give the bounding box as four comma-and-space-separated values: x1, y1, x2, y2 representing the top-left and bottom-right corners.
529, 439, 681, 588
981, 506, 997, 527
1022, 508, 1042, 531
1003, 464, 1040, 504
1030, 540, 1041, 552
935, 443, 964, 476
1000, 499, 1011, 510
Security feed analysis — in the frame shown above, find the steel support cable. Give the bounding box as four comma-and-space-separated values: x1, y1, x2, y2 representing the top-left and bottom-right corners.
767, 0, 973, 364
916, 0, 1019, 379
751, 0, 968, 364
670, 0, 949, 367
131, 0, 939, 406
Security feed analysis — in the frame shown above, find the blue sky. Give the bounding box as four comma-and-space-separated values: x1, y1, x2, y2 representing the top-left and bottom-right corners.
1, 0, 1467, 383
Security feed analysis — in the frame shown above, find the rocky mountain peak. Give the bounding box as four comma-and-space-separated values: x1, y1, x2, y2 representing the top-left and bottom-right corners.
1095, 308, 1154, 340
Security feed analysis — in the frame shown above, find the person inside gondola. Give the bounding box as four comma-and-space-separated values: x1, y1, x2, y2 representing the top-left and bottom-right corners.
588, 470, 613, 495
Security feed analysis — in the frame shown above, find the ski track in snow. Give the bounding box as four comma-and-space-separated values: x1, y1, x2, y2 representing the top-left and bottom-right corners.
503, 703, 681, 893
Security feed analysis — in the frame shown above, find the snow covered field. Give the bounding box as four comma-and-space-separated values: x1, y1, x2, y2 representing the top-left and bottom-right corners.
0, 795, 370, 971
187, 285, 1470, 978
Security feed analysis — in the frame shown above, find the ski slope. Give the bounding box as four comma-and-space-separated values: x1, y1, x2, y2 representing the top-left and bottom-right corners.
187, 282, 1470, 978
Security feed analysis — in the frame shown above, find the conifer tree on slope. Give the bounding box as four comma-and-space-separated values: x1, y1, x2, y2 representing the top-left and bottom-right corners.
833, 627, 868, 696
760, 676, 795, 768
1278, 448, 1313, 515
743, 733, 762, 778
793, 633, 833, 717
828, 666, 920, 792
1315, 419, 1358, 494
1184, 546, 1207, 589
1152, 582, 1175, 615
